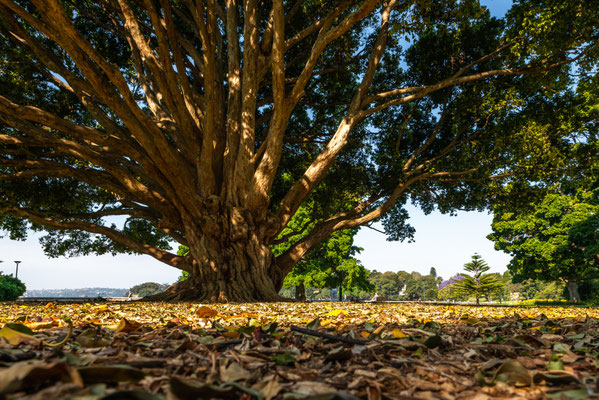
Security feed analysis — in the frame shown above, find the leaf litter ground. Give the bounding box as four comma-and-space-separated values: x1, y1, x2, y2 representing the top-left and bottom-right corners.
0, 302, 598, 399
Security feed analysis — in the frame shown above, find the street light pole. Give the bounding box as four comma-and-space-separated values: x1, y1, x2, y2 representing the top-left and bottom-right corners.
14, 261, 21, 278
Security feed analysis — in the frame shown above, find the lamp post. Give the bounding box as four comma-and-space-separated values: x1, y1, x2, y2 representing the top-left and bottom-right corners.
14, 261, 21, 278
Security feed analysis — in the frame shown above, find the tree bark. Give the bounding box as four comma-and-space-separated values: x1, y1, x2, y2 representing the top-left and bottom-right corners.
149, 205, 282, 302
295, 283, 306, 301
565, 281, 581, 302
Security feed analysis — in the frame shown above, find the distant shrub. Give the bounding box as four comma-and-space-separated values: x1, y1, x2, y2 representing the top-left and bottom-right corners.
0, 273, 26, 301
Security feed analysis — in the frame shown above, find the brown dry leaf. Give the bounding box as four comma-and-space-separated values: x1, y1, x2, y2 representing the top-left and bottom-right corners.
492, 360, 534, 387
115, 318, 142, 333
219, 362, 250, 382
260, 377, 283, 400
77, 366, 145, 384
196, 306, 219, 318
291, 381, 337, 395
0, 361, 82, 395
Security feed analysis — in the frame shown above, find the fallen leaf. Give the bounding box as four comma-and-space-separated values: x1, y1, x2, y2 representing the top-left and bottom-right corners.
291, 381, 337, 395
115, 318, 142, 333
325, 346, 353, 362
78, 366, 145, 384
0, 324, 40, 345
546, 388, 589, 399
258, 377, 282, 400
220, 362, 250, 382
101, 390, 165, 400
196, 306, 218, 318
391, 329, 408, 338
492, 360, 533, 387
223, 330, 241, 339
170, 377, 260, 399
0, 361, 82, 394
271, 353, 296, 366
328, 309, 348, 318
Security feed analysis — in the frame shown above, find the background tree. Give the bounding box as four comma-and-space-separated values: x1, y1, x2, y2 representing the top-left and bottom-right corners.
129, 282, 169, 298
0, 272, 25, 301
369, 271, 402, 299
0, 0, 597, 301
452, 254, 504, 304
272, 201, 369, 300
489, 189, 599, 301
402, 272, 439, 300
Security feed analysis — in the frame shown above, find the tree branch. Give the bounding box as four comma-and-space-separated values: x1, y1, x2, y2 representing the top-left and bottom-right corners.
0, 206, 190, 271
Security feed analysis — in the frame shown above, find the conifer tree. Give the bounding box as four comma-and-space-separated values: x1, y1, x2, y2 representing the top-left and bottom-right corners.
452, 254, 504, 304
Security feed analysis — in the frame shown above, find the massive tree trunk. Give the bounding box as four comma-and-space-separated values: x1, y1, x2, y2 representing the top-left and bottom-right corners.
295, 283, 306, 301
565, 281, 581, 302
152, 205, 283, 302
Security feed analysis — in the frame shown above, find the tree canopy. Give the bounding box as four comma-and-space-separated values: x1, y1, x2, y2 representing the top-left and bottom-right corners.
129, 282, 169, 298
0, 272, 26, 301
489, 189, 599, 301
0, 0, 597, 301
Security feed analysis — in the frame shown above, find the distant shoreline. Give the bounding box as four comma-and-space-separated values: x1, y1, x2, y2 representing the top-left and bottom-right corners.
23, 288, 128, 298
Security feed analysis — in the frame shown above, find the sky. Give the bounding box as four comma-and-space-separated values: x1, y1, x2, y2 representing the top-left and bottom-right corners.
0, 0, 514, 290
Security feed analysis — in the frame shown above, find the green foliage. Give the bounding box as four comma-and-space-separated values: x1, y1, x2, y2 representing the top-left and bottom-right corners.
490, 189, 599, 285
275, 202, 373, 297
437, 284, 468, 302
367, 270, 439, 301
177, 245, 190, 282
129, 282, 168, 298
452, 254, 505, 304
402, 273, 439, 301
368, 271, 403, 299
0, 273, 26, 301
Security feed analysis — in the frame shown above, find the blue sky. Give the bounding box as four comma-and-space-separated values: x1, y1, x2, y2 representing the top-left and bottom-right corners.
0, 0, 514, 290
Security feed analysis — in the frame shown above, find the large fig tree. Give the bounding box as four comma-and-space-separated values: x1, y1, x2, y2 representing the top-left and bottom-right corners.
0, 0, 597, 300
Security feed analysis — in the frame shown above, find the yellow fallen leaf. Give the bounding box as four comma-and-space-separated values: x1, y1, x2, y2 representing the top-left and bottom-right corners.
196, 306, 218, 318
328, 309, 348, 318
373, 325, 385, 335
223, 331, 241, 339
392, 329, 408, 338
360, 331, 370, 339
0, 325, 40, 345
115, 318, 142, 333
24, 321, 57, 330
0, 321, 73, 348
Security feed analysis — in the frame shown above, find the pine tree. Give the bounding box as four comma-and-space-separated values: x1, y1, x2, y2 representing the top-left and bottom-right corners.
452, 254, 504, 304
